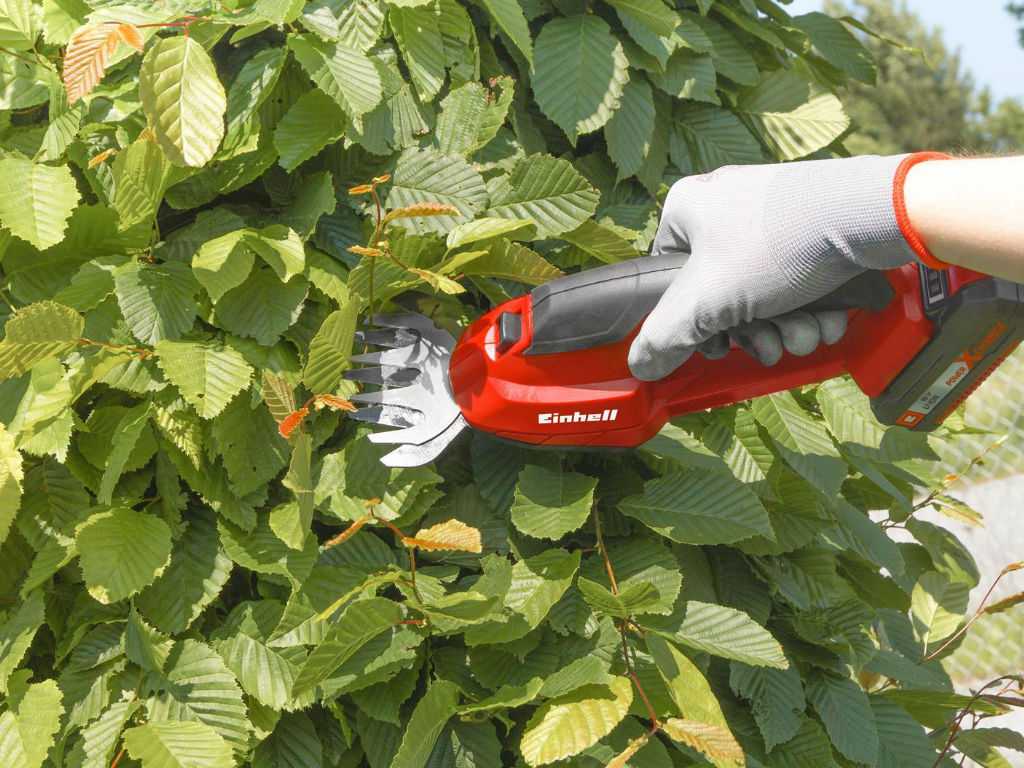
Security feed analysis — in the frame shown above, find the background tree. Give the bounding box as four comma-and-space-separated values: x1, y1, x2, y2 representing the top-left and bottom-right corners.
1009, 2, 1024, 46
0, 0, 1021, 767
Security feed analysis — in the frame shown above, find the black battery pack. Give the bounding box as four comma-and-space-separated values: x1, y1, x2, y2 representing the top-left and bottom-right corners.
870, 268, 1024, 431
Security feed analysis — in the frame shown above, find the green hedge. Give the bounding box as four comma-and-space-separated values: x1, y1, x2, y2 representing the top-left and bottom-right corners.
0, 0, 1017, 766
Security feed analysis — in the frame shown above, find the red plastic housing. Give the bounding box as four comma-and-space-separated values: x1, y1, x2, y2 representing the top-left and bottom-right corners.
448, 264, 984, 448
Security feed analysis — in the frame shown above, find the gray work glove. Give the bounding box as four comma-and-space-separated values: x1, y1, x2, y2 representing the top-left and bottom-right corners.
628, 155, 921, 381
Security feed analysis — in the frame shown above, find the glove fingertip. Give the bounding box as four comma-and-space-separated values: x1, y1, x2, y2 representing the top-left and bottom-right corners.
628, 336, 695, 381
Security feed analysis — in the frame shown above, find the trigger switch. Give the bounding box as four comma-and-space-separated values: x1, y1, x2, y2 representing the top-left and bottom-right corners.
497, 312, 522, 354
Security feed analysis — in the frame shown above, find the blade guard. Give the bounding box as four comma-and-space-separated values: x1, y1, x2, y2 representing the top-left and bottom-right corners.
448, 261, 1024, 448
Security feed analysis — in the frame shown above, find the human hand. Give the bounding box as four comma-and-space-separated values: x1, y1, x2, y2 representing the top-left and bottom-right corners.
628, 154, 935, 381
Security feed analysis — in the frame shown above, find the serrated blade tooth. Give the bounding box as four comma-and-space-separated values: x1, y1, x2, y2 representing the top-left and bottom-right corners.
378, 415, 468, 468
372, 313, 441, 334
354, 328, 418, 348
350, 405, 422, 429
350, 383, 428, 408
350, 346, 422, 368
367, 421, 446, 445
343, 366, 420, 386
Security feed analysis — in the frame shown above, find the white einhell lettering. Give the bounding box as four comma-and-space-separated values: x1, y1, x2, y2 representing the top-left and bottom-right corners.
537, 409, 619, 425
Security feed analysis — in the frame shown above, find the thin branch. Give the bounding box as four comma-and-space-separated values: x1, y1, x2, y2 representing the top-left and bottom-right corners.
932, 675, 1024, 767
925, 563, 1024, 661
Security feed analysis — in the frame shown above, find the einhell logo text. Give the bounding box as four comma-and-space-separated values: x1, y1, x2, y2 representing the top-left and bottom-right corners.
538, 409, 619, 425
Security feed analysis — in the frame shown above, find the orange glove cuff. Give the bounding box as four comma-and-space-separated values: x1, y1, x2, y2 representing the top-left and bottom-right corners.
893, 151, 953, 271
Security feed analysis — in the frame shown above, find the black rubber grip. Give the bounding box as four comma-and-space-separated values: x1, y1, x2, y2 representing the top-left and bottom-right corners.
526, 258, 894, 356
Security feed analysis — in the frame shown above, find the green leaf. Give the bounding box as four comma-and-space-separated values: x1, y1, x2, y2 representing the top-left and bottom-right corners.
510, 465, 597, 541
603, 0, 677, 37
729, 661, 805, 751
155, 340, 253, 420
751, 392, 847, 497
0, 0, 36, 49
0, 157, 79, 249
136, 509, 232, 635
390, 6, 446, 101
0, 424, 21, 546
533, 15, 629, 144
486, 154, 599, 238
736, 71, 850, 161
871, 697, 936, 768
580, 537, 682, 616
806, 670, 877, 764
224, 46, 287, 139
274, 87, 347, 171
253, 711, 322, 768
671, 102, 763, 172
644, 601, 788, 668
651, 50, 717, 103
75, 508, 172, 604
126, 606, 173, 674
0, 301, 83, 381
111, 137, 175, 235
302, 303, 359, 393
648, 634, 741, 762
911, 570, 968, 649
288, 33, 382, 124
620, 471, 773, 545
246, 225, 306, 282
766, 718, 835, 768
0, 677, 63, 768
561, 220, 639, 263
458, 239, 562, 285
145, 639, 250, 752
219, 513, 317, 583
464, 549, 580, 645
291, 597, 403, 697
577, 577, 660, 619
97, 402, 151, 504
477, 0, 532, 63
445, 217, 535, 250
391, 680, 460, 768
300, 0, 384, 51
385, 148, 488, 235
214, 268, 309, 345
791, 12, 876, 84
139, 36, 227, 168
72, 696, 141, 768
125, 718, 234, 768
0, 590, 44, 693
273, 477, 311, 552
217, 629, 298, 711
520, 677, 633, 766
604, 77, 656, 180
191, 230, 255, 304
114, 261, 199, 345
693, 15, 758, 85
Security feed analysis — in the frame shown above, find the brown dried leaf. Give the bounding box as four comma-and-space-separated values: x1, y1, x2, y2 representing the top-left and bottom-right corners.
405, 519, 482, 553
382, 203, 460, 224
278, 406, 309, 439
348, 245, 383, 258
661, 719, 744, 764
313, 394, 357, 412
87, 148, 118, 168
63, 22, 143, 104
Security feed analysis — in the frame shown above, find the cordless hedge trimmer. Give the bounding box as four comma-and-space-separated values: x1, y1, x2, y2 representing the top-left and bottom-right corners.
346, 258, 1024, 467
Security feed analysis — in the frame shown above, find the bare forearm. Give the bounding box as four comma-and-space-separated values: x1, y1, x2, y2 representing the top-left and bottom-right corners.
905, 156, 1024, 281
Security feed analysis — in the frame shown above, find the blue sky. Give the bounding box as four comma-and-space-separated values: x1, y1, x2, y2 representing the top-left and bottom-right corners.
784, 0, 1024, 102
